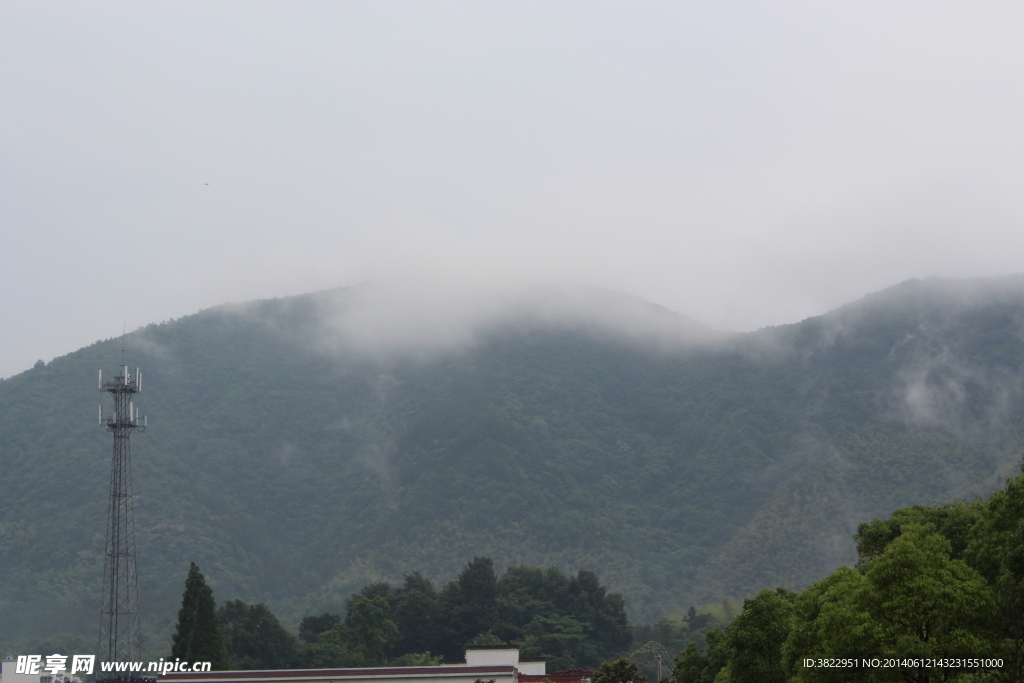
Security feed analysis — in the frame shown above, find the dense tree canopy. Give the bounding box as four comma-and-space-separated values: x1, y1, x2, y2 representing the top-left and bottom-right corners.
10, 276, 1024, 650
168, 559, 629, 671
670, 462, 1024, 683
313, 557, 632, 669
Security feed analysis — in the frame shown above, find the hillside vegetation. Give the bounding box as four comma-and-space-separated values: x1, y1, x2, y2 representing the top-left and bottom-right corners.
670, 461, 1024, 682
2, 276, 1024, 655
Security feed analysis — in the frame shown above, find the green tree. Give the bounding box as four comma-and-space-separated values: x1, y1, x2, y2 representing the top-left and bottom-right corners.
218, 600, 300, 669
517, 614, 591, 671
440, 556, 499, 658
466, 632, 506, 647
300, 596, 398, 668
171, 563, 230, 669
298, 613, 341, 645
307, 558, 631, 667
785, 525, 995, 683
568, 570, 632, 661
724, 588, 794, 683
346, 595, 400, 665
494, 564, 630, 668
668, 629, 730, 683
782, 567, 877, 683
302, 624, 362, 668
864, 524, 994, 672
392, 573, 441, 656
966, 465, 1024, 682
593, 658, 647, 683
855, 501, 983, 570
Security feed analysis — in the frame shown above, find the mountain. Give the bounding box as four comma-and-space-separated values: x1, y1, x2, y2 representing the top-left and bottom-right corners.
2, 277, 1024, 654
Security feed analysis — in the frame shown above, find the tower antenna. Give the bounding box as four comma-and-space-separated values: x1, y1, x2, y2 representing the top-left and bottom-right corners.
97, 359, 147, 662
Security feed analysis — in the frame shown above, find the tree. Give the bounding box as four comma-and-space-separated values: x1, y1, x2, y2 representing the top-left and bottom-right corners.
863, 524, 994, 672
782, 567, 876, 683
392, 572, 441, 656
669, 630, 730, 683
218, 600, 299, 669
302, 624, 363, 668
568, 570, 632, 663
299, 613, 341, 645
966, 464, 1024, 682
346, 596, 399, 665
300, 596, 399, 668
723, 588, 794, 683
855, 501, 983, 569
171, 563, 230, 669
440, 556, 499, 657
785, 525, 995, 683
593, 658, 647, 683
466, 632, 506, 647
299, 558, 631, 667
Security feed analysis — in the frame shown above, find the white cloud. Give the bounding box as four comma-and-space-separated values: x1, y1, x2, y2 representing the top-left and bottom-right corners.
3, 1, 1024, 377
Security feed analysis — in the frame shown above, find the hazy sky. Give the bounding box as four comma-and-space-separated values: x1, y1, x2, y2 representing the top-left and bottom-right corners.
3, 2, 1024, 379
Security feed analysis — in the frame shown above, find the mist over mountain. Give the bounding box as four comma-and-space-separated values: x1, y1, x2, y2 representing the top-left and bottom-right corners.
3, 276, 1024, 653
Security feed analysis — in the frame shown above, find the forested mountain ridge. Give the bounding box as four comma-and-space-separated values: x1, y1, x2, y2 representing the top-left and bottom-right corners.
2, 276, 1024, 655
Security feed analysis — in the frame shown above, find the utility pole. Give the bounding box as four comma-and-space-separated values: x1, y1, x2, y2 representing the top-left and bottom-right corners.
97, 363, 147, 662
629, 641, 672, 682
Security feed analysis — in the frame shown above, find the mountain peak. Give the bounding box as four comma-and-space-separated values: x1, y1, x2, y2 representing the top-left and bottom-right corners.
216, 281, 725, 359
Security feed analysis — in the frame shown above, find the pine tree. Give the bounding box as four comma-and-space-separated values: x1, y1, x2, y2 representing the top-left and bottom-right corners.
171, 563, 202, 660
170, 562, 231, 669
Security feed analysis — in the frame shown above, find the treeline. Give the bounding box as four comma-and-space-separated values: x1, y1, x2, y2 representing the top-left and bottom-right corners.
666, 462, 1024, 683
631, 604, 731, 667
170, 557, 631, 671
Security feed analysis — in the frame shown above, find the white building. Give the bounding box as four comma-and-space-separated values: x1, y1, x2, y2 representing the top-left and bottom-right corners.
1, 659, 83, 683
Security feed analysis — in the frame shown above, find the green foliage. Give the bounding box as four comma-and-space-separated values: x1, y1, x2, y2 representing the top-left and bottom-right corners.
346, 596, 399, 665
389, 651, 442, 666
301, 595, 400, 668
593, 658, 647, 683
7, 277, 1024, 649
171, 563, 230, 669
635, 602, 729, 666
854, 500, 984, 569
466, 632, 506, 647
298, 558, 631, 669
862, 525, 994, 661
218, 600, 300, 669
301, 624, 364, 668
965, 467, 1024, 681
687, 462, 1024, 683
298, 613, 340, 645
441, 557, 499, 657
723, 588, 794, 683
670, 629, 731, 683
390, 572, 441, 657
781, 567, 872, 683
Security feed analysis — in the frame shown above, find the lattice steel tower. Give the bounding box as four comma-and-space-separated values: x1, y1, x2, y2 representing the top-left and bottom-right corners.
97, 364, 147, 661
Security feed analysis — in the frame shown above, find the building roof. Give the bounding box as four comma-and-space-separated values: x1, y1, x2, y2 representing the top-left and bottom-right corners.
160, 666, 517, 683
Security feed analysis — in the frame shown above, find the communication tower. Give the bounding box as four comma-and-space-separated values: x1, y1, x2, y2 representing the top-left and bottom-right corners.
97, 364, 147, 661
